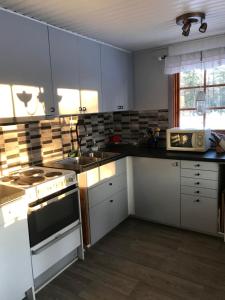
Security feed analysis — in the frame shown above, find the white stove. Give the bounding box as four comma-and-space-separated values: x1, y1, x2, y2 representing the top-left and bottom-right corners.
0, 166, 77, 203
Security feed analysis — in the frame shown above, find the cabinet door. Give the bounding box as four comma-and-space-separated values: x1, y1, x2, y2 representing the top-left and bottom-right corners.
0, 219, 34, 300
101, 45, 130, 112
89, 197, 117, 245
0, 10, 54, 118
78, 37, 102, 113
133, 157, 180, 226
48, 27, 81, 115
181, 194, 217, 234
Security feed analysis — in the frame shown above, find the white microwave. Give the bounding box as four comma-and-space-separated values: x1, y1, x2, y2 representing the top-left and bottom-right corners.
167, 128, 211, 152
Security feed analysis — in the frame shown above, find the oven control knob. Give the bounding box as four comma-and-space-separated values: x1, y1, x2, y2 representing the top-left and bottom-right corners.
67, 177, 74, 183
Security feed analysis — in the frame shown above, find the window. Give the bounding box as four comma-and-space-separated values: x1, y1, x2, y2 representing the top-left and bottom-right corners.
175, 65, 225, 129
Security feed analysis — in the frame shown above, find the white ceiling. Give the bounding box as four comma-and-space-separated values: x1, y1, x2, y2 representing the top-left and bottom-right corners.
0, 0, 225, 51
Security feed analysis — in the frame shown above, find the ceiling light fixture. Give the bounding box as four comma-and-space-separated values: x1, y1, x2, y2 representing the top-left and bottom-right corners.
176, 12, 207, 37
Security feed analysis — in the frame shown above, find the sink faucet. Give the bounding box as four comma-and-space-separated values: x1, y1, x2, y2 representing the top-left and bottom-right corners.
75, 119, 87, 156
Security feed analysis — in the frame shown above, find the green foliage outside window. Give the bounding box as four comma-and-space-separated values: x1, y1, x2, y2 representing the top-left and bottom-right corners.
179, 66, 225, 129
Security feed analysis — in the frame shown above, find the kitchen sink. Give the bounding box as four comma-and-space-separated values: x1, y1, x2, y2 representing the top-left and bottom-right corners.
86, 151, 121, 160
58, 156, 98, 168
56, 152, 121, 171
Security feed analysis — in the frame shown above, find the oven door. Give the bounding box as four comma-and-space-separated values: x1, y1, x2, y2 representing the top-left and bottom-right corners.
28, 184, 80, 248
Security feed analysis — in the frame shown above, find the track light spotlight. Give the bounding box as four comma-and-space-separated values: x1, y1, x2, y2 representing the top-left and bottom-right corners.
176, 12, 206, 37
199, 22, 207, 33
182, 22, 191, 36
182, 28, 190, 37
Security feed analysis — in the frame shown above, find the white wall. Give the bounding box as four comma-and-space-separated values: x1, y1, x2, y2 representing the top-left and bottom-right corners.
133, 47, 169, 110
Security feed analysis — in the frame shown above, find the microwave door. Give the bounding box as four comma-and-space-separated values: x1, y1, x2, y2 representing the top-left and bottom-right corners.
171, 133, 193, 148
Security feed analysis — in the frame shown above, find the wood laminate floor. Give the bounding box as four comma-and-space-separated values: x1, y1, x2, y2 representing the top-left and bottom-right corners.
36, 218, 225, 300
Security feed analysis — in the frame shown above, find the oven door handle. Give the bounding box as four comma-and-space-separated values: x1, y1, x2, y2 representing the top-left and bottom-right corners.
29, 188, 79, 211
31, 223, 81, 255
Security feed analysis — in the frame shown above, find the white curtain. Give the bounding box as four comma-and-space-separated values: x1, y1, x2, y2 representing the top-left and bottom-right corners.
202, 47, 225, 69
165, 52, 202, 74
164, 34, 225, 74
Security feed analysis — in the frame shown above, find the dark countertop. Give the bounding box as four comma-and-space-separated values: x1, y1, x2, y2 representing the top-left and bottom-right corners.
42, 145, 225, 174
104, 144, 225, 163
42, 153, 125, 173
0, 184, 25, 207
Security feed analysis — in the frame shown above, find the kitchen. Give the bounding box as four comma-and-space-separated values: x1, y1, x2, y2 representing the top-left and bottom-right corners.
1, 1, 225, 299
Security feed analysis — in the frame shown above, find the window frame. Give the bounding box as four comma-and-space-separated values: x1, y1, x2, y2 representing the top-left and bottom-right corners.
173, 70, 225, 129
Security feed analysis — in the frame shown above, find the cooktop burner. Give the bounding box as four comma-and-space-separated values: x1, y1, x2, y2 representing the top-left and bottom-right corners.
22, 169, 45, 177
45, 171, 63, 178
14, 176, 45, 186
1, 175, 19, 182
0, 167, 76, 190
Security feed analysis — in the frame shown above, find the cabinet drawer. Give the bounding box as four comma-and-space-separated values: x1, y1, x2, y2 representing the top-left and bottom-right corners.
89, 196, 117, 245
181, 186, 218, 198
0, 197, 27, 227
89, 188, 128, 245
181, 168, 218, 180
181, 161, 218, 172
181, 177, 218, 190
89, 173, 127, 208
99, 158, 126, 181
181, 194, 217, 234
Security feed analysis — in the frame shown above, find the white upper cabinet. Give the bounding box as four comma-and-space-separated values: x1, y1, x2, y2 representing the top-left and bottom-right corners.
49, 30, 102, 115
0, 10, 54, 119
48, 27, 80, 115
101, 45, 132, 112
78, 37, 102, 113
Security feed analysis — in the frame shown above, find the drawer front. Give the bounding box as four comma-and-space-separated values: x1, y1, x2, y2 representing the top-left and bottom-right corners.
181, 168, 218, 181
99, 158, 126, 181
90, 196, 117, 245
181, 194, 217, 234
181, 177, 218, 190
89, 173, 127, 208
181, 186, 218, 198
0, 197, 27, 227
181, 161, 218, 172
90, 188, 128, 245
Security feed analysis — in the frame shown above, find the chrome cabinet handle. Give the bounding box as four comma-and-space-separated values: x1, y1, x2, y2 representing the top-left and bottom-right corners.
83, 107, 87, 112
79, 107, 82, 112
50, 107, 55, 113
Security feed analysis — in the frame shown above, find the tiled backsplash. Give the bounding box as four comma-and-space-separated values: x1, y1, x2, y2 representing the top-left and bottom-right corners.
0, 109, 168, 174
114, 109, 168, 145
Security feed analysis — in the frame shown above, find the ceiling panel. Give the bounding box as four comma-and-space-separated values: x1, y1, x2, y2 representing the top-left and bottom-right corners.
0, 0, 225, 50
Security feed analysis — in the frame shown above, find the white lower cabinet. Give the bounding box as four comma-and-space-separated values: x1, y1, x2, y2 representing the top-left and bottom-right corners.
133, 157, 180, 227
89, 188, 127, 245
133, 157, 219, 235
85, 158, 128, 245
180, 160, 218, 235
181, 194, 217, 234
0, 197, 35, 300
